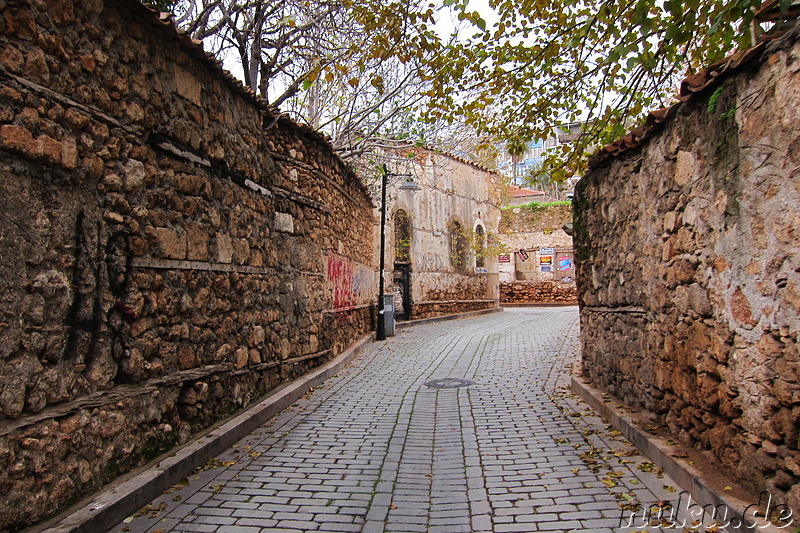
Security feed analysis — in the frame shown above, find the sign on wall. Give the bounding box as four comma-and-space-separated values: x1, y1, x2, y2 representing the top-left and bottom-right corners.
558, 256, 574, 271
498, 254, 511, 263
518, 249, 530, 261
540, 255, 553, 272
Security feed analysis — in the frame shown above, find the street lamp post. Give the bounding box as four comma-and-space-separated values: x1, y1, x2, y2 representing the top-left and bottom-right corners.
376, 163, 418, 341
376, 165, 390, 341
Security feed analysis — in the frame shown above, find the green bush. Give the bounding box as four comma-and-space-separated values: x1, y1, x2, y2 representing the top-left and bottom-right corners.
502, 200, 572, 211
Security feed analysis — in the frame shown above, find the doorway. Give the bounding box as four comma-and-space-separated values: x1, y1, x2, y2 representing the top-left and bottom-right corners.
393, 263, 412, 320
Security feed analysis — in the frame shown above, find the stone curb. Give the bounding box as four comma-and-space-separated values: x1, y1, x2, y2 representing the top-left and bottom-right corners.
571, 374, 785, 533
36, 333, 375, 533
395, 306, 503, 330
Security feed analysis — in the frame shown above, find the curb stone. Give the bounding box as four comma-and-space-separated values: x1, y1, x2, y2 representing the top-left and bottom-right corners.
394, 306, 503, 330
571, 374, 786, 533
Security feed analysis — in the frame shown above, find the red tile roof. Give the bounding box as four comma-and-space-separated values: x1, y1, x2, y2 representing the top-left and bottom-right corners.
588, 4, 799, 169
508, 185, 548, 197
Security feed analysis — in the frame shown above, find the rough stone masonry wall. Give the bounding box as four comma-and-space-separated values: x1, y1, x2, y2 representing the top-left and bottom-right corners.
0, 0, 374, 529
500, 281, 577, 305
574, 32, 800, 509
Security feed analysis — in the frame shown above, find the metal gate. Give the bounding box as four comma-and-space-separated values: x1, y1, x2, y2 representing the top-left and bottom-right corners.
392, 263, 412, 320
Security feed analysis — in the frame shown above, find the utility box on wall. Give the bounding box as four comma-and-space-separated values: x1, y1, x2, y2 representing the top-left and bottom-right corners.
383, 294, 396, 337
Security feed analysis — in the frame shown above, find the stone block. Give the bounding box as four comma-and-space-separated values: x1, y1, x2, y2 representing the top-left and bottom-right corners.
119, 348, 146, 381
662, 211, 680, 233
85, 343, 117, 389
178, 345, 196, 370
187, 226, 209, 261
123, 159, 146, 192
0, 125, 61, 165
0, 355, 43, 417
61, 135, 78, 169
214, 234, 233, 263
233, 239, 250, 264
235, 347, 249, 369
275, 212, 294, 233
249, 326, 265, 347
174, 65, 202, 106
153, 227, 187, 260
731, 288, 758, 327
1, 45, 24, 72
24, 48, 50, 85
674, 150, 694, 186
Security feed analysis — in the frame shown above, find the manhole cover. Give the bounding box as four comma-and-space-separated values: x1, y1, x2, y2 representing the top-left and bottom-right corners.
423, 378, 475, 389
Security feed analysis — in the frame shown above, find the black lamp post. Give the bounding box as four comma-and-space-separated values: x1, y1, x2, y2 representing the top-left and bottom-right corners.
376, 163, 419, 341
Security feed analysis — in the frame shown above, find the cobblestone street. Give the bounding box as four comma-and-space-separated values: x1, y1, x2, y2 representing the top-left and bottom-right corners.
110, 308, 681, 533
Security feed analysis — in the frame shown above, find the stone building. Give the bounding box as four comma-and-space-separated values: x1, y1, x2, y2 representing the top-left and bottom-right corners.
495, 200, 577, 305
574, 21, 800, 514
498, 203, 574, 283
380, 148, 502, 320
0, 0, 376, 528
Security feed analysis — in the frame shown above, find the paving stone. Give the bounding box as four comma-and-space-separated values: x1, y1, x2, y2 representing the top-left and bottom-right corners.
233, 518, 278, 528
275, 520, 319, 529
193, 515, 236, 526
215, 526, 261, 533
104, 309, 689, 533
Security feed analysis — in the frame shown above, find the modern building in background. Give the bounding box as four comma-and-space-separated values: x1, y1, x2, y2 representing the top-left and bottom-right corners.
496, 122, 586, 186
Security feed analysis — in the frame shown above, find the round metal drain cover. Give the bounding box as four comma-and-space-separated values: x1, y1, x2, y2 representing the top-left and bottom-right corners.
423, 378, 475, 389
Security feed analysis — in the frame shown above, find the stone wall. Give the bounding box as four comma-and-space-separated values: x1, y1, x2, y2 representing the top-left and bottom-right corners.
498, 204, 573, 282
500, 281, 577, 305
574, 30, 800, 510
0, 0, 374, 528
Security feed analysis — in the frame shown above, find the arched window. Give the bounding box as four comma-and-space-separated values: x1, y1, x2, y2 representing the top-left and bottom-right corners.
394, 209, 411, 263
475, 225, 486, 269
448, 220, 468, 271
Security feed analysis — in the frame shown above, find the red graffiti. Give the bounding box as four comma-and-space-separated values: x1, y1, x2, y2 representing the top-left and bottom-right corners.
327, 254, 354, 309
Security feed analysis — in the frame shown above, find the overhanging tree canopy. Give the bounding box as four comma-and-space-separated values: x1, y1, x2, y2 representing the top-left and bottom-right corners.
427, 0, 782, 178
159, 0, 786, 177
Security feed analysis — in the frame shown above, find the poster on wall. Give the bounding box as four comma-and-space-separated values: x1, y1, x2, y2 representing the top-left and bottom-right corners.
540, 255, 553, 272
558, 256, 574, 271
498, 254, 511, 263
518, 249, 530, 261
